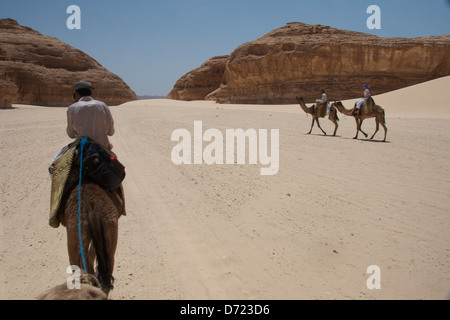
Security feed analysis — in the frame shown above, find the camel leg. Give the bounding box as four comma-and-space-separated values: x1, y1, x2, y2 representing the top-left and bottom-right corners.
329, 110, 338, 136
66, 227, 81, 268
359, 119, 368, 138
353, 118, 359, 139
66, 225, 94, 274
103, 221, 118, 277
86, 241, 97, 274
370, 119, 380, 140
307, 118, 315, 134
93, 219, 118, 294
330, 118, 338, 136
381, 120, 388, 142
316, 118, 326, 135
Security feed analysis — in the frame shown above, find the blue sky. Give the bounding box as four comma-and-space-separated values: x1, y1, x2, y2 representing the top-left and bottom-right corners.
1, 0, 449, 96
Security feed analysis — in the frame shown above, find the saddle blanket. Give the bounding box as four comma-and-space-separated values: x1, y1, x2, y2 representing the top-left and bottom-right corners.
315, 103, 330, 118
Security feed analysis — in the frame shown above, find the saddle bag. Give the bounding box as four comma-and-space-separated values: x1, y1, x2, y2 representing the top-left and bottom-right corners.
79, 140, 126, 191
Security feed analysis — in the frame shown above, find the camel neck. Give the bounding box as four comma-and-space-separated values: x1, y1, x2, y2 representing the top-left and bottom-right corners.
298, 99, 313, 114
336, 103, 353, 116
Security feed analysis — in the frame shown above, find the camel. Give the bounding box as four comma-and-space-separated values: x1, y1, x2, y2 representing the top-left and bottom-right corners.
296, 96, 339, 136
57, 169, 124, 296
332, 100, 388, 142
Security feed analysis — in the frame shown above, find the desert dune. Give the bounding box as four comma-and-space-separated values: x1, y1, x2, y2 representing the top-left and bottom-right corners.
1, 76, 450, 300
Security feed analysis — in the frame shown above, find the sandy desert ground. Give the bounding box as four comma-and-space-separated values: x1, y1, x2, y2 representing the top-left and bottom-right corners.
1, 76, 450, 300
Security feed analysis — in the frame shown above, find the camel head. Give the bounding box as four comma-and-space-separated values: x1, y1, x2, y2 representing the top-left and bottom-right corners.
331, 101, 340, 107
37, 271, 108, 300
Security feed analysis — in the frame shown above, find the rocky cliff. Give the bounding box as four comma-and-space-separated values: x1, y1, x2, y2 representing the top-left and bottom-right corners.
0, 19, 137, 108
167, 55, 228, 101
168, 22, 450, 104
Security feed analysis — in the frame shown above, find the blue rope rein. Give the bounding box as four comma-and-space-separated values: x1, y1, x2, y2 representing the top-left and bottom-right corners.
78, 137, 88, 272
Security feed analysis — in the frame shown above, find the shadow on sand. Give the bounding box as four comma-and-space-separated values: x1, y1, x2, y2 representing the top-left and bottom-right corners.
306, 133, 390, 143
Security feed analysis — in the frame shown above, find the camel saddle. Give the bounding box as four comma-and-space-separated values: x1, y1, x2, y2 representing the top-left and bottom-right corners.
49, 140, 126, 228
360, 97, 376, 116
314, 102, 329, 118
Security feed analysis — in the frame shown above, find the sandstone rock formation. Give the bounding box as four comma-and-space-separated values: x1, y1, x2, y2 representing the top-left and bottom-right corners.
168, 22, 450, 104
167, 55, 228, 101
0, 19, 137, 108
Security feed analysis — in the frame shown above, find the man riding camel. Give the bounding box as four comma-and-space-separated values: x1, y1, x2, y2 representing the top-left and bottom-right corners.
48, 81, 125, 228
316, 90, 328, 105
67, 81, 115, 151
354, 83, 372, 116
315, 89, 331, 116
49, 81, 115, 175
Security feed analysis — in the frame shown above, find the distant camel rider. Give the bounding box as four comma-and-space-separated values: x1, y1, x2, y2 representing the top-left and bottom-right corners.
354, 84, 372, 116
312, 90, 328, 114
49, 81, 115, 176
316, 90, 328, 105
315, 90, 330, 115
